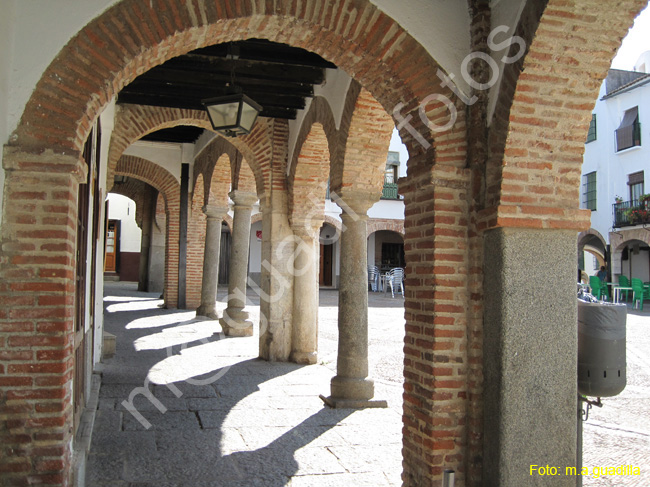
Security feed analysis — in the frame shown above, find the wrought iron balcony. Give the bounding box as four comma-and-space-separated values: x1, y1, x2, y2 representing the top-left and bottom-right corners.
613, 198, 650, 228
381, 182, 399, 200
615, 121, 641, 152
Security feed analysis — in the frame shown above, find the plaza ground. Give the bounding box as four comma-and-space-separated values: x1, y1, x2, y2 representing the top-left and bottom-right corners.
86, 282, 649, 486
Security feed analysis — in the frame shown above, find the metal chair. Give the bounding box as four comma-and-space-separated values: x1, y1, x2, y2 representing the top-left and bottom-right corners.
387, 267, 405, 298
368, 265, 380, 292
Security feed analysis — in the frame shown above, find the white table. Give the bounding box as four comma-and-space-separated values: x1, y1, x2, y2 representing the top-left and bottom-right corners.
609, 284, 632, 304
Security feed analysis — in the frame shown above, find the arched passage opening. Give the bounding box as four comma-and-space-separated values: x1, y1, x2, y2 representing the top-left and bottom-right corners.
578, 230, 608, 279
103, 192, 142, 282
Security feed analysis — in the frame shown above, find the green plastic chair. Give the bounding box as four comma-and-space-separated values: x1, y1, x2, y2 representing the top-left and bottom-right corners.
618, 275, 631, 302
600, 279, 611, 301
631, 278, 645, 309
589, 276, 606, 301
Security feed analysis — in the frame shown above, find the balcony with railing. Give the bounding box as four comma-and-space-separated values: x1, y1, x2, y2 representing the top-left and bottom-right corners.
613, 197, 650, 228
615, 121, 641, 152
381, 182, 399, 199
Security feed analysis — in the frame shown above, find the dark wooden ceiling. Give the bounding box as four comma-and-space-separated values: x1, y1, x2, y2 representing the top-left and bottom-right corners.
120, 39, 336, 144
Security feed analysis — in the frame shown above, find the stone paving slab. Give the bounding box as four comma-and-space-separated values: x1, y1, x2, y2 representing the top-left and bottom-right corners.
88, 283, 650, 486
89, 283, 406, 486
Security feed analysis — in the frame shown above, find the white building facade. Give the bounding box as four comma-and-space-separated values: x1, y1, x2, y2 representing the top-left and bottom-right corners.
580, 55, 650, 283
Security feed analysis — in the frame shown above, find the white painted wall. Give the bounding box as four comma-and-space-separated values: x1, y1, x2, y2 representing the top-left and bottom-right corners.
0, 0, 16, 229
249, 220, 263, 275
92, 105, 115, 366
4, 0, 115, 141
368, 200, 404, 219
107, 194, 142, 253
487, 0, 527, 123
370, 0, 471, 96
124, 141, 185, 184
624, 246, 650, 282
390, 129, 409, 177
287, 69, 353, 173
367, 232, 376, 267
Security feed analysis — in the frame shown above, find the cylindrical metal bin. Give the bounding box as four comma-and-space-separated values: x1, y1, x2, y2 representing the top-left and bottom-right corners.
577, 300, 626, 397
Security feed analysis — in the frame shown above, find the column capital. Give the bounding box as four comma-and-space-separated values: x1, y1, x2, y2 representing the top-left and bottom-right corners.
229, 190, 258, 208
291, 216, 322, 240
3, 145, 87, 183
331, 193, 374, 220
202, 204, 228, 219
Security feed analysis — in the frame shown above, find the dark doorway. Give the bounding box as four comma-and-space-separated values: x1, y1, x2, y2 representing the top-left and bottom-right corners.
320, 243, 333, 286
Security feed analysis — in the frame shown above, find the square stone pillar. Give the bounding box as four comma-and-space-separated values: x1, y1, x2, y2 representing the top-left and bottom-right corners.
258, 191, 295, 361
0, 147, 87, 485
483, 227, 578, 487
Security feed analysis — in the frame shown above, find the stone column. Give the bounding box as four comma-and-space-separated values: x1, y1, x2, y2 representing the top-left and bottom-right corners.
290, 221, 320, 364
258, 191, 295, 361
196, 205, 228, 319
321, 196, 387, 408
220, 190, 257, 337
483, 227, 578, 487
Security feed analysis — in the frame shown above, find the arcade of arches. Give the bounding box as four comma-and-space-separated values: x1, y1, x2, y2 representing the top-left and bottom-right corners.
0, 1, 647, 486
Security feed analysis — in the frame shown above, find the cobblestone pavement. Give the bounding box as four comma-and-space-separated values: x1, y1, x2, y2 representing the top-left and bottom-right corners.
581, 307, 650, 486
88, 282, 649, 485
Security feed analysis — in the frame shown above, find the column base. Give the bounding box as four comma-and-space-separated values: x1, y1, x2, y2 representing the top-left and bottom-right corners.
290, 351, 318, 365
195, 305, 219, 320
322, 376, 386, 408
319, 394, 388, 409
219, 309, 253, 337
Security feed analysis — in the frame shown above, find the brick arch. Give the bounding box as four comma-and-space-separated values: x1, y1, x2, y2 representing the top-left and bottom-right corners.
330, 84, 394, 201
289, 96, 338, 179
109, 178, 152, 229
237, 158, 257, 194
210, 154, 232, 208
486, 0, 647, 230
116, 155, 180, 308
322, 215, 343, 233
108, 104, 267, 194
289, 122, 330, 229
366, 219, 405, 237
108, 104, 211, 180
187, 174, 207, 309
195, 139, 235, 208
10, 0, 463, 166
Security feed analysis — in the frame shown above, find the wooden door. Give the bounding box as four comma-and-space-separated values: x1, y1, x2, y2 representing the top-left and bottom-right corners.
105, 220, 118, 272
319, 243, 333, 286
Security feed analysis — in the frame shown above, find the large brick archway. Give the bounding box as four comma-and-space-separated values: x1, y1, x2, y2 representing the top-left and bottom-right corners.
8, 0, 458, 163
367, 219, 404, 237
115, 155, 181, 308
